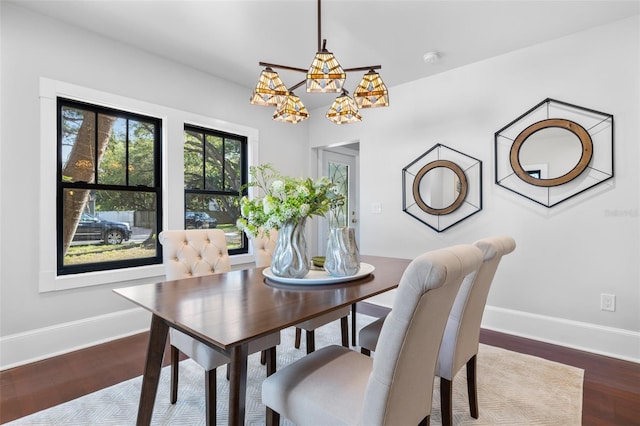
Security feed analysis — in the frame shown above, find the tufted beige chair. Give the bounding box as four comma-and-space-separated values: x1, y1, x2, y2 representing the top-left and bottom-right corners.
251, 230, 350, 353
358, 236, 516, 425
159, 229, 281, 425
252, 229, 277, 269
160, 229, 232, 279
262, 244, 484, 426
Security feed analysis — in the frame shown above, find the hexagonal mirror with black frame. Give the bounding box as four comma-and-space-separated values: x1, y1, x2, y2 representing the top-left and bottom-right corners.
495, 98, 614, 208
403, 144, 482, 232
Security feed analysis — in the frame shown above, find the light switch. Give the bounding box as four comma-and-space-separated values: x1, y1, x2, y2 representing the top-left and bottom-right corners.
371, 203, 381, 214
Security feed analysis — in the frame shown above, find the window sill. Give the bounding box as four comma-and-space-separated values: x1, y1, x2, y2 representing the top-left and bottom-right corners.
40, 253, 255, 293
229, 253, 254, 268
40, 264, 166, 292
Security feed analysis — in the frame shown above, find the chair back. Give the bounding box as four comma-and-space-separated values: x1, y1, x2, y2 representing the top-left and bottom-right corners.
437, 236, 516, 380
158, 229, 231, 279
361, 244, 484, 425
251, 230, 278, 267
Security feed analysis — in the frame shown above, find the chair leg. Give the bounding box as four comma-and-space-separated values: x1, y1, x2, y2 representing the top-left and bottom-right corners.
418, 415, 430, 426
205, 368, 216, 426
260, 350, 266, 365
306, 330, 315, 354
440, 377, 453, 426
266, 407, 280, 426
351, 303, 357, 346
467, 355, 479, 419
294, 327, 302, 349
340, 316, 349, 347
170, 345, 179, 404
266, 346, 277, 377
361, 347, 371, 356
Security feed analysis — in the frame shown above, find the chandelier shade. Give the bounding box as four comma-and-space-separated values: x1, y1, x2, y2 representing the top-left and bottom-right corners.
251, 0, 388, 124
326, 90, 362, 124
306, 50, 346, 93
272, 92, 310, 124
250, 67, 288, 106
353, 70, 389, 108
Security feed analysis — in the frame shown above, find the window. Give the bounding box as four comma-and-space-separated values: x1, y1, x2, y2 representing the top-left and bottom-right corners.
184, 125, 248, 254
41, 78, 257, 291
327, 161, 349, 228
57, 98, 162, 275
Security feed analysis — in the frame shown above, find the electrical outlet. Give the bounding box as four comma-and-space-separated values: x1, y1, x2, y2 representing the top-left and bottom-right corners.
600, 293, 616, 312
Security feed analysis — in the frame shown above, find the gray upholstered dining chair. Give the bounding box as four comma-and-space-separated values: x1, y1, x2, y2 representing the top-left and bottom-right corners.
158, 229, 281, 425
251, 230, 350, 353
358, 235, 516, 426
262, 244, 484, 426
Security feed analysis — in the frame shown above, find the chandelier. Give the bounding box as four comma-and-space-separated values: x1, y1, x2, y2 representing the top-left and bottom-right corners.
249, 0, 389, 125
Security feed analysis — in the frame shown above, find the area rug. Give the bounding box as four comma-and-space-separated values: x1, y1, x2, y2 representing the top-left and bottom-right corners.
8, 315, 583, 425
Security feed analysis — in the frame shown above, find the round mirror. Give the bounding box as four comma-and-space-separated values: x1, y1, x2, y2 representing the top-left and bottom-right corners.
510, 118, 593, 187
418, 167, 458, 210
519, 127, 583, 178
413, 160, 468, 215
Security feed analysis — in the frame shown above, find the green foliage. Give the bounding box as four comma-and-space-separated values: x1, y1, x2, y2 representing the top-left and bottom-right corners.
236, 164, 344, 238
183, 129, 244, 222
97, 119, 156, 211
184, 130, 205, 189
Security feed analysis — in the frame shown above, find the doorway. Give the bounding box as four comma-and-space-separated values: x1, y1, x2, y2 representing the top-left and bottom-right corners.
317, 143, 360, 255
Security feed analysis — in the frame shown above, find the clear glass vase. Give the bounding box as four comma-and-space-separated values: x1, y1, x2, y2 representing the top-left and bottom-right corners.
324, 226, 360, 277
271, 217, 309, 278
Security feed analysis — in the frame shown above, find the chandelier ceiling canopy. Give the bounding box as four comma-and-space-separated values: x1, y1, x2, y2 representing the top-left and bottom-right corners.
250, 0, 389, 125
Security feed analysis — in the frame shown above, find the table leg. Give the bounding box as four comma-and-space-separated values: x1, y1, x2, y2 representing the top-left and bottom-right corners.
228, 343, 249, 426
137, 314, 169, 426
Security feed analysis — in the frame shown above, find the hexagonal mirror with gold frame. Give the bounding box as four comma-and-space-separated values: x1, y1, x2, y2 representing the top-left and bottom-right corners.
403, 144, 482, 232
495, 98, 613, 208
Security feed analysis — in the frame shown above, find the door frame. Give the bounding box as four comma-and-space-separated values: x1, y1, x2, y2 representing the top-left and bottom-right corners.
314, 142, 360, 256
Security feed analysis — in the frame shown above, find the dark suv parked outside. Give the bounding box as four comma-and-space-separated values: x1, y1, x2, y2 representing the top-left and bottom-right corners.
73, 213, 132, 245
185, 211, 218, 229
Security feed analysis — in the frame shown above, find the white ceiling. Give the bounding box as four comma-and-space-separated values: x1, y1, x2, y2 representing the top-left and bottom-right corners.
10, 0, 640, 110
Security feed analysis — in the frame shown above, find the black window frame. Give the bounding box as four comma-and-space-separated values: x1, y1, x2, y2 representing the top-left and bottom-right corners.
184, 124, 248, 255
57, 97, 163, 275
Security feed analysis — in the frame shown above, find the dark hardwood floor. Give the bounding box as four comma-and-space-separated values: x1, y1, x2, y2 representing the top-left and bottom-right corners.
1, 303, 639, 425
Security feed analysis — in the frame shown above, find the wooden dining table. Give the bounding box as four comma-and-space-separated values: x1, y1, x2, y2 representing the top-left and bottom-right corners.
113, 254, 411, 426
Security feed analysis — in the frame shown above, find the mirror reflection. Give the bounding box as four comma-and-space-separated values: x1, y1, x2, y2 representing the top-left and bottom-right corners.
519, 127, 583, 179
510, 118, 593, 187
419, 166, 460, 210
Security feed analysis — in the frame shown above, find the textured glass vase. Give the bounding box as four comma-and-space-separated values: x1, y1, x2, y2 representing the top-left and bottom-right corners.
271, 217, 309, 278
324, 226, 360, 277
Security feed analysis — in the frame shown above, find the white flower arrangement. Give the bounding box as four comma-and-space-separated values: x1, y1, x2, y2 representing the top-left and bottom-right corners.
237, 164, 344, 238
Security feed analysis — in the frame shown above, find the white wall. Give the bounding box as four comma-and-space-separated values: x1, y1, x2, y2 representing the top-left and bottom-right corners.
0, 3, 309, 368
1, 3, 638, 368
309, 16, 640, 361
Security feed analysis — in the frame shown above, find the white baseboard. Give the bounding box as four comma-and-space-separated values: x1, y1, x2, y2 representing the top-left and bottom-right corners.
0, 308, 151, 370
2, 304, 638, 370
482, 305, 640, 363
